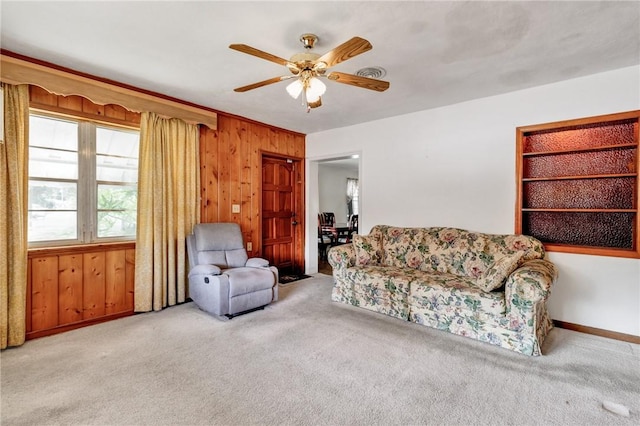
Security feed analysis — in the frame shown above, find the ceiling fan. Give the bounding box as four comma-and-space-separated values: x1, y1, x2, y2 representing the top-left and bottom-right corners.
229, 34, 390, 112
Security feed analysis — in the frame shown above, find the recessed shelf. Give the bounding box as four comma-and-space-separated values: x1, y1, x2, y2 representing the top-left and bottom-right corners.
516, 110, 640, 258
522, 173, 637, 182
521, 208, 637, 213
522, 142, 638, 157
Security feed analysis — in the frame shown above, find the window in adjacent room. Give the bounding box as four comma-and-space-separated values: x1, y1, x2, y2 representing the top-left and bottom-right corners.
28, 113, 139, 245
347, 177, 359, 217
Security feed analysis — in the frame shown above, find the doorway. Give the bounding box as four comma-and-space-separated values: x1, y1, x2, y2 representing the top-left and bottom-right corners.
314, 155, 361, 275
261, 154, 304, 275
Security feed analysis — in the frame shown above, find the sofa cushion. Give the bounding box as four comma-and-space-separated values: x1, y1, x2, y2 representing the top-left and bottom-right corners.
475, 253, 525, 292
345, 265, 413, 296
409, 273, 506, 320
370, 225, 544, 279
379, 226, 490, 277
353, 234, 382, 266
427, 228, 489, 276
484, 234, 545, 262
381, 227, 435, 271
342, 265, 419, 321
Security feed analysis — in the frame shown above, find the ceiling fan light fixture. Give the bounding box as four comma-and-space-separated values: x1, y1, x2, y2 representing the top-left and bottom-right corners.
286, 79, 303, 99
307, 97, 322, 109
306, 92, 321, 103
306, 77, 326, 99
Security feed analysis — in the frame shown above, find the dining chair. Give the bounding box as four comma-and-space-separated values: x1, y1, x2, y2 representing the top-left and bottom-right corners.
350, 214, 358, 234
318, 214, 336, 260
337, 214, 358, 244
320, 212, 335, 227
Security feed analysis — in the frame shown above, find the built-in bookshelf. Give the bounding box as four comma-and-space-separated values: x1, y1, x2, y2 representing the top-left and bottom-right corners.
516, 111, 640, 258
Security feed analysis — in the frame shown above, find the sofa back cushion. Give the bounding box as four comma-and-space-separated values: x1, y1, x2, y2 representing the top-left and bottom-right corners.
484, 233, 545, 261
475, 252, 525, 291
352, 234, 383, 266
370, 225, 544, 279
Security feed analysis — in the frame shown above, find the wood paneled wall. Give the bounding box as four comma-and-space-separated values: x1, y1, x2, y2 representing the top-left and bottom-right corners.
27, 243, 135, 339
199, 114, 306, 262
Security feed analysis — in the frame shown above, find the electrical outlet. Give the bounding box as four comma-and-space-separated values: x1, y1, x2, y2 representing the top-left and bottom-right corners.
232, 204, 240, 213
247, 242, 252, 251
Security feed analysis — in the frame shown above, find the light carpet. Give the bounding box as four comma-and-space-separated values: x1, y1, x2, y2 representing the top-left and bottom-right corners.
1, 274, 639, 425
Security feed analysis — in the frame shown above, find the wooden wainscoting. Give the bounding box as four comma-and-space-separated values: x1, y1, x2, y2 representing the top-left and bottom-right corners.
27, 243, 135, 340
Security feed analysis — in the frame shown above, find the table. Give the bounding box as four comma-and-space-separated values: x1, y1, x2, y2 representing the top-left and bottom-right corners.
322, 223, 353, 242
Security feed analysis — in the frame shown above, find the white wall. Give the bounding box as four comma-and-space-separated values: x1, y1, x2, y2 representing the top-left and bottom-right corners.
318, 163, 358, 224
306, 66, 640, 337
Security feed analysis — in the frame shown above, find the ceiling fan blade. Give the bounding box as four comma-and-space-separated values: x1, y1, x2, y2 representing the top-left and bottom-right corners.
327, 71, 390, 92
229, 44, 293, 67
234, 76, 289, 92
317, 37, 372, 68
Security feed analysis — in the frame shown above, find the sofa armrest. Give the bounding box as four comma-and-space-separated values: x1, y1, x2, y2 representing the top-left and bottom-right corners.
328, 244, 355, 270
505, 259, 557, 315
246, 257, 269, 268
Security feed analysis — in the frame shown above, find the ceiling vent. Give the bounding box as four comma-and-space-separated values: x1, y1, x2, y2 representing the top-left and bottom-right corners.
355, 66, 387, 79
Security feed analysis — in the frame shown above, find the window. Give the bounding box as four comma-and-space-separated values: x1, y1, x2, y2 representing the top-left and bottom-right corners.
347, 178, 359, 217
28, 113, 139, 245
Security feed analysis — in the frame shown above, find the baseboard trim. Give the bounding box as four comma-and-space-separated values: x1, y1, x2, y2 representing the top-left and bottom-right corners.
553, 320, 640, 344
26, 311, 134, 340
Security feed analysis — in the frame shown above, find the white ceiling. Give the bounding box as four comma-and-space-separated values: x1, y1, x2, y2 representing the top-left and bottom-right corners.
1, 1, 639, 135
319, 157, 359, 170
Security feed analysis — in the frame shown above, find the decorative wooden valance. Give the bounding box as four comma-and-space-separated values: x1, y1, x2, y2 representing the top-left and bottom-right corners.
0, 53, 217, 129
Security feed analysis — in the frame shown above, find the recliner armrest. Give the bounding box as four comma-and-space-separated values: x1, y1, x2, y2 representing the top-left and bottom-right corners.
189, 264, 222, 277
246, 258, 269, 268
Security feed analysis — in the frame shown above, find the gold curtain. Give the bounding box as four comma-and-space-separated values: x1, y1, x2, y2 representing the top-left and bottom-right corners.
1, 84, 29, 349
135, 112, 200, 312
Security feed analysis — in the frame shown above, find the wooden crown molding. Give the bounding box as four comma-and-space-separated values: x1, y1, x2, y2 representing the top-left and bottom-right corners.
0, 50, 217, 129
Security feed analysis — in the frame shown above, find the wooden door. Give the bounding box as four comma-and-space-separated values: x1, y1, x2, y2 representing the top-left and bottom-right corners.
262, 156, 302, 273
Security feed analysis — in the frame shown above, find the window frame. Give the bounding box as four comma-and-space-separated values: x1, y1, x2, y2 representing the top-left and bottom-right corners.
28, 110, 140, 248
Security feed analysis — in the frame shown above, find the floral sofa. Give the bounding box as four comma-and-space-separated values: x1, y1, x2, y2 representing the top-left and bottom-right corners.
328, 225, 558, 356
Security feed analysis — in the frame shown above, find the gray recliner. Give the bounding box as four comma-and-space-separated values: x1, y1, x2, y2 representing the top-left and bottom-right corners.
186, 223, 279, 318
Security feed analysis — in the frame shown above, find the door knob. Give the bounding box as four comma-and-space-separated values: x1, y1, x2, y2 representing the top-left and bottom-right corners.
292, 221, 298, 225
